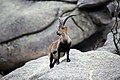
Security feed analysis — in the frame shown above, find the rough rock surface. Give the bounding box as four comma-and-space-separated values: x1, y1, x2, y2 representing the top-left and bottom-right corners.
1, 49, 120, 80
1, 29, 120, 80
0, 0, 98, 72
87, 7, 112, 25
97, 29, 120, 53
0, 75, 2, 79
63, 0, 78, 2
0, 0, 116, 74
27, 0, 78, 2
1, 29, 120, 79
77, 0, 111, 8
107, 1, 120, 17
73, 17, 120, 52
0, 0, 74, 43
70, 0, 113, 52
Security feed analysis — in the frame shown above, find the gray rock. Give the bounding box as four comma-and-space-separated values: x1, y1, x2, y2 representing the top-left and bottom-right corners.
62, 0, 78, 2
0, 0, 58, 43
0, 0, 75, 72
0, 75, 3, 79
77, 0, 111, 8
107, 1, 120, 17
97, 28, 120, 53
71, 6, 112, 51
27, 0, 78, 2
0, 0, 97, 72
87, 7, 112, 25
75, 17, 120, 52
1, 49, 120, 80
92, 69, 120, 80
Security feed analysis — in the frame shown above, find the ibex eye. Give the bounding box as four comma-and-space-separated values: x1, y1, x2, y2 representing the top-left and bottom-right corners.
61, 27, 64, 29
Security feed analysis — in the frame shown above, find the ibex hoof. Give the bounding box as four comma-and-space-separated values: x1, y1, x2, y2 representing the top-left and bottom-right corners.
67, 59, 71, 62
56, 61, 60, 65
49, 64, 54, 69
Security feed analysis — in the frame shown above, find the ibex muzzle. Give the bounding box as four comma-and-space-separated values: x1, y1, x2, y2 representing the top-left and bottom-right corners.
56, 26, 67, 36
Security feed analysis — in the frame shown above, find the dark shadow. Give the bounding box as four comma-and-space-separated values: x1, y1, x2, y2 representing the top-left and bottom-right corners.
71, 31, 106, 52
0, 62, 26, 76
25, 0, 77, 4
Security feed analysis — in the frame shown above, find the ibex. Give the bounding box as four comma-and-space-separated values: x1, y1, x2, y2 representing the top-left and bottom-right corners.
48, 15, 75, 68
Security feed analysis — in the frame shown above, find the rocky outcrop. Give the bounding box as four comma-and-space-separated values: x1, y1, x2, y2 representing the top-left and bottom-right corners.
63, 0, 78, 2
27, 0, 78, 3
77, 0, 111, 8
0, 0, 97, 73
1, 49, 120, 80
0, 0, 117, 74
97, 29, 120, 54
72, 0, 113, 51
107, 1, 120, 17
0, 0, 73, 43
0, 75, 2, 79
1, 29, 120, 80
87, 7, 112, 25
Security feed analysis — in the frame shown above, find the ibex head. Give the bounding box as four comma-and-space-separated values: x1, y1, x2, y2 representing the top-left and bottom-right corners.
56, 26, 68, 36
56, 15, 76, 36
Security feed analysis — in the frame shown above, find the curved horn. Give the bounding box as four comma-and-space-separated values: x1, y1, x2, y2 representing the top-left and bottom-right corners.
58, 17, 63, 27
63, 15, 76, 26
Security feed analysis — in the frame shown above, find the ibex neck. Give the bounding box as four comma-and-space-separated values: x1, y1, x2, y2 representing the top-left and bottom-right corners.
60, 32, 71, 43
61, 32, 68, 38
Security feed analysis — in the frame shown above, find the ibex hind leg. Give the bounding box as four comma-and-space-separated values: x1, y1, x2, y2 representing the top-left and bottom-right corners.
50, 59, 57, 68
56, 51, 60, 65
49, 53, 54, 68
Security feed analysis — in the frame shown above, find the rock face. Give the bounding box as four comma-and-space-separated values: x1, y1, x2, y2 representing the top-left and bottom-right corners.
97, 29, 120, 53
0, 75, 2, 79
1, 49, 120, 80
77, 0, 111, 8
72, 4, 112, 51
0, 0, 70, 43
0, 0, 115, 73
63, 0, 78, 2
1, 29, 120, 80
87, 7, 112, 25
27, 0, 78, 2
0, 0, 97, 73
0, 16, 120, 80
107, 1, 120, 17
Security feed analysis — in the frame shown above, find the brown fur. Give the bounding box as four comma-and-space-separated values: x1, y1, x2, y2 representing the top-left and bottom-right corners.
48, 15, 75, 68
48, 26, 71, 68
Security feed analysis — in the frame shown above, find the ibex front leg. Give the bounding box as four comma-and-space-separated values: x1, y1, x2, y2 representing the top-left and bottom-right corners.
56, 50, 60, 65
67, 47, 71, 62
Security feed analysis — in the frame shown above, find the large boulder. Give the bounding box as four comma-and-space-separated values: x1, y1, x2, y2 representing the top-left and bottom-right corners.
0, 0, 97, 73
97, 28, 120, 53
107, 1, 120, 18
87, 7, 112, 25
1, 49, 120, 80
77, 0, 112, 9
71, 6, 112, 51
0, 0, 69, 43
70, 0, 113, 52
2, 29, 120, 79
